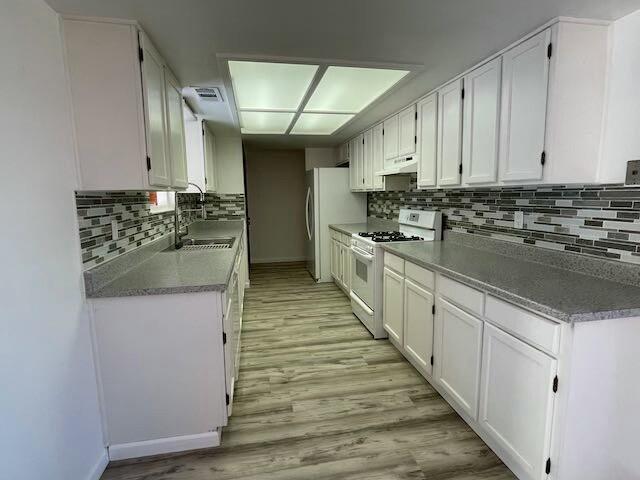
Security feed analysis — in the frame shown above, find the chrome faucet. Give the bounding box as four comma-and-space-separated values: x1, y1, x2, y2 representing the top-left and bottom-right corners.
174, 183, 207, 249
188, 182, 207, 220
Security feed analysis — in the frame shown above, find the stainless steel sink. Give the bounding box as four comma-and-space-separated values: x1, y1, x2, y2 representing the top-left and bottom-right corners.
179, 237, 235, 251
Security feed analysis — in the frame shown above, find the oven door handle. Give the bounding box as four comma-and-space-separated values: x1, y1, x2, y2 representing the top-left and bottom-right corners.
351, 246, 374, 263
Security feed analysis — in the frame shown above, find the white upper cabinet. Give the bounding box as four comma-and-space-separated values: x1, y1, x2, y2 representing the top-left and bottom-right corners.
383, 114, 399, 163
354, 133, 364, 190
372, 123, 384, 190
437, 79, 463, 187
417, 93, 438, 188
139, 32, 171, 188
363, 129, 374, 190
349, 137, 358, 191
398, 105, 417, 158
479, 323, 557, 480
164, 70, 188, 189
499, 29, 550, 183
462, 58, 502, 185
62, 17, 189, 191
204, 125, 217, 193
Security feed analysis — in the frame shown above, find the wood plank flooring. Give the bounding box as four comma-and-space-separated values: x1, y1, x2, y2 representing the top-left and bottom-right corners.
101, 262, 515, 480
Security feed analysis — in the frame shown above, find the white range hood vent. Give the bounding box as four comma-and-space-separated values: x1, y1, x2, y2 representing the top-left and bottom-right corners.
376, 158, 418, 176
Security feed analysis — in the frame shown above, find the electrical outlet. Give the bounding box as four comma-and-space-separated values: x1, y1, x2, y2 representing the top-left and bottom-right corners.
111, 220, 119, 240
625, 160, 640, 185
514, 211, 524, 229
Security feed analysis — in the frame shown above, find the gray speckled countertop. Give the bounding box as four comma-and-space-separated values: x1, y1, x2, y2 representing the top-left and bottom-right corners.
382, 240, 640, 323
86, 220, 244, 298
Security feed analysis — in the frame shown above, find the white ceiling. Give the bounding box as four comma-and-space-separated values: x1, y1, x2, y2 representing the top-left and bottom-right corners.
46, 0, 640, 149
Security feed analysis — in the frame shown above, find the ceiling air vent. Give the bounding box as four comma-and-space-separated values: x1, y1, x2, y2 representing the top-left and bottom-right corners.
194, 87, 223, 102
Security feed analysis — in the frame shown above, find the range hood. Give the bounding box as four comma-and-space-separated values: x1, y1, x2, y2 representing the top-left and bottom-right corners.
376, 158, 418, 176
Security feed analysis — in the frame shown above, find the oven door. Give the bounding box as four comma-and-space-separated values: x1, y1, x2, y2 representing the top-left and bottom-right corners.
350, 246, 375, 309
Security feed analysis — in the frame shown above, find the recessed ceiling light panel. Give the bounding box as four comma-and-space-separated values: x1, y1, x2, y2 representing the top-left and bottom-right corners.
239, 111, 295, 134
229, 61, 318, 111
304, 66, 409, 113
290, 113, 354, 135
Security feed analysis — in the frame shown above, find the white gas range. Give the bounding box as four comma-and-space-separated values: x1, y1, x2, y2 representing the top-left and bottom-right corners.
350, 209, 442, 339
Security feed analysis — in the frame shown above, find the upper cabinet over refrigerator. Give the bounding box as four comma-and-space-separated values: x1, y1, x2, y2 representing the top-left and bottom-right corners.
62, 17, 189, 191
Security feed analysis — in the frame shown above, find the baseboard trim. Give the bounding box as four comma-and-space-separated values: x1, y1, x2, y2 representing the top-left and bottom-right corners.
87, 449, 109, 480
108, 431, 220, 461
250, 256, 307, 264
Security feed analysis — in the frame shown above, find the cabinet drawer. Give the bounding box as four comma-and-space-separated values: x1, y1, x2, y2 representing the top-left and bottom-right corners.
437, 275, 484, 316
384, 252, 405, 274
485, 296, 561, 356
405, 262, 435, 290
341, 233, 352, 245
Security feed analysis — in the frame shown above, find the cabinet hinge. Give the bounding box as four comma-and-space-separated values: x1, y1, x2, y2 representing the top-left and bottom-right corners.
415, 111, 418, 120
223, 332, 227, 344
547, 43, 553, 59
432, 304, 435, 315
414, 135, 417, 144
461, 88, 465, 100
458, 164, 463, 175
225, 393, 230, 405
146, 156, 151, 171
138, 47, 144, 63
382, 129, 385, 135
362, 138, 365, 145
541, 151, 546, 166
430, 355, 434, 366
552, 375, 558, 393
205, 177, 208, 185
545, 457, 551, 474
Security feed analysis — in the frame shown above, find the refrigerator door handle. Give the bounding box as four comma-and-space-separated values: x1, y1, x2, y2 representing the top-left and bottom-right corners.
305, 187, 312, 240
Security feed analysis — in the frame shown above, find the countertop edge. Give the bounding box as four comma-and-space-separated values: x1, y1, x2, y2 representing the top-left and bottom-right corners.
381, 244, 640, 324
87, 283, 227, 299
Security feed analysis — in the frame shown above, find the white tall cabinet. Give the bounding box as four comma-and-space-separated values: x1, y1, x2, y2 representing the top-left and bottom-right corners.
203, 125, 218, 193
165, 71, 189, 189
372, 123, 385, 189
62, 17, 188, 191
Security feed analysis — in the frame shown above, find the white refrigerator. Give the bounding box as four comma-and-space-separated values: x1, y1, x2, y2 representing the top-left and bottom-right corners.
305, 168, 366, 282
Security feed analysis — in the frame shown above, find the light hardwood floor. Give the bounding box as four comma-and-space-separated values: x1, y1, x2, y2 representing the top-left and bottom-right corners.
101, 262, 515, 480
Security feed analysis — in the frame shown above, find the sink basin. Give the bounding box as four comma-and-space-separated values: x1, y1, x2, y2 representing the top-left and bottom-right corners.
178, 237, 235, 251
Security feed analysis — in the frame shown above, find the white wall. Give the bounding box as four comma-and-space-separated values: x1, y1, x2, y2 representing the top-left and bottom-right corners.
245, 148, 307, 263
599, 9, 640, 183
305, 147, 338, 171
0, 1, 106, 479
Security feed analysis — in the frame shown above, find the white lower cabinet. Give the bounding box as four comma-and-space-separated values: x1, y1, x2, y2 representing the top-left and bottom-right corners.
403, 279, 434, 376
341, 243, 351, 292
479, 323, 557, 480
382, 267, 404, 344
433, 297, 484, 420
330, 228, 353, 296
330, 238, 340, 280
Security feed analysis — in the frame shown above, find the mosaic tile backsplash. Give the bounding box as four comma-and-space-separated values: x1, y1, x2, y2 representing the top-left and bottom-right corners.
76, 191, 245, 269
369, 177, 640, 264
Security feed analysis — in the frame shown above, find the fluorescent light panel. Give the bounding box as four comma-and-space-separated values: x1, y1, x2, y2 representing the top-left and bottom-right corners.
290, 113, 354, 135
240, 111, 295, 134
304, 66, 409, 113
228, 60, 318, 111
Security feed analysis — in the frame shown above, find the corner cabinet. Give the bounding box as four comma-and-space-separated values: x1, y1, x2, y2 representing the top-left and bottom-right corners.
62, 17, 188, 191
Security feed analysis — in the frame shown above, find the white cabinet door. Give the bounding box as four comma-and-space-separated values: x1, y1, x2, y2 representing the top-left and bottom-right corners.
480, 323, 557, 480
499, 28, 550, 183
349, 137, 358, 191
355, 134, 364, 190
341, 243, 351, 291
404, 278, 434, 376
372, 123, 384, 189
383, 114, 399, 163
204, 125, 217, 193
330, 239, 340, 280
383, 267, 404, 344
363, 129, 374, 190
462, 58, 501, 185
164, 70, 188, 189
398, 104, 417, 158
140, 33, 171, 188
434, 297, 483, 420
437, 79, 463, 186
417, 93, 437, 188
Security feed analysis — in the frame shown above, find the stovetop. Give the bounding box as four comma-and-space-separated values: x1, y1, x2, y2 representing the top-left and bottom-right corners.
356, 231, 424, 243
